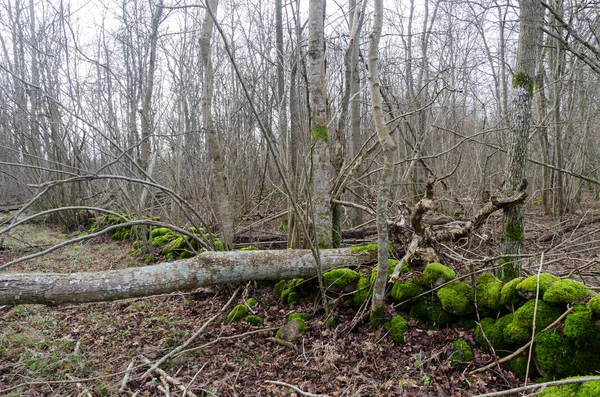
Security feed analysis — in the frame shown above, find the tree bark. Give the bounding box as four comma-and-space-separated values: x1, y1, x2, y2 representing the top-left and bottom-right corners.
500, 0, 541, 281
368, 0, 397, 323
0, 248, 376, 306
308, 0, 332, 249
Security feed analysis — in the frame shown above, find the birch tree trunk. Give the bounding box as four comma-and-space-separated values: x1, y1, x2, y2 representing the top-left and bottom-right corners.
201, 0, 235, 249
499, 0, 541, 281
368, 0, 397, 324
308, 0, 332, 249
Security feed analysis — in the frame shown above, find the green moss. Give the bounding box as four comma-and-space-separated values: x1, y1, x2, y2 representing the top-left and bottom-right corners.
504, 218, 525, 241
543, 279, 591, 305
516, 273, 560, 297
512, 71, 534, 95
577, 380, 600, 396
239, 245, 259, 251
323, 268, 359, 289
504, 321, 532, 345
539, 383, 580, 397
422, 263, 456, 287
390, 281, 424, 303
273, 280, 286, 297
179, 251, 193, 259
385, 315, 408, 344
311, 124, 329, 142
243, 315, 263, 326
226, 304, 249, 324
151, 227, 171, 237
245, 298, 258, 307
437, 282, 474, 316
370, 305, 385, 328
535, 330, 572, 378
352, 275, 372, 308
499, 257, 520, 282
152, 235, 169, 247
514, 299, 563, 329
409, 296, 451, 329
287, 313, 311, 322
564, 305, 597, 345
476, 314, 515, 355
509, 355, 538, 379
349, 244, 379, 255
475, 273, 504, 313
451, 340, 474, 368
501, 277, 525, 308
588, 294, 600, 317
280, 278, 306, 305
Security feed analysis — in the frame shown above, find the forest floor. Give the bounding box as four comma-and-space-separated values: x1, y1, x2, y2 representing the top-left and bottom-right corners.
1, 200, 600, 396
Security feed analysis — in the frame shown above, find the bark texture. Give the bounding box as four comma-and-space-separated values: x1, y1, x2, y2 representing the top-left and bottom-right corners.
368, 0, 397, 321
308, 0, 332, 249
0, 248, 376, 306
500, 0, 541, 281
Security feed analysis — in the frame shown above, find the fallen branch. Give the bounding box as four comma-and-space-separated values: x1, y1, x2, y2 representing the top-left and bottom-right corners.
139, 356, 197, 397
0, 248, 376, 305
265, 380, 330, 397
473, 375, 600, 397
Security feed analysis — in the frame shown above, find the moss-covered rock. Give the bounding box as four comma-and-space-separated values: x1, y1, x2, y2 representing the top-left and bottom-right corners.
280, 278, 306, 305
538, 382, 580, 397
423, 263, 456, 287
226, 304, 249, 324
509, 355, 538, 379
451, 340, 473, 368
564, 305, 597, 345
578, 380, 600, 396
385, 315, 408, 344
516, 273, 560, 298
543, 279, 591, 305
287, 313, 311, 322
352, 275, 371, 308
391, 281, 424, 303
501, 277, 525, 308
243, 315, 263, 326
476, 314, 514, 355
323, 268, 359, 290
589, 294, 600, 317
370, 306, 385, 328
151, 227, 171, 237
476, 273, 503, 313
409, 296, 451, 329
535, 329, 573, 378
273, 280, 286, 297
437, 282, 474, 316
514, 299, 563, 330
245, 298, 257, 307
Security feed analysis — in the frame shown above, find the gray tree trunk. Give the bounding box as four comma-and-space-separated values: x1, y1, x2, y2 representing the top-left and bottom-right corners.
0, 248, 376, 306
500, 0, 541, 281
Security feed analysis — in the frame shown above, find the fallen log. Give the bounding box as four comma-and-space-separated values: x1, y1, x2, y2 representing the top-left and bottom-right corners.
0, 248, 376, 306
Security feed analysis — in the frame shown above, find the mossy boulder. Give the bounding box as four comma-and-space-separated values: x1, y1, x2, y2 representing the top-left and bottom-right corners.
503, 300, 563, 345
543, 279, 591, 305
352, 275, 371, 308
287, 313, 311, 322
323, 268, 359, 290
516, 273, 560, 298
476, 273, 504, 314
422, 263, 455, 287
243, 315, 263, 326
151, 227, 171, 237
245, 298, 258, 307
226, 304, 249, 324
437, 282, 474, 316
409, 296, 451, 329
501, 277, 525, 308
273, 280, 286, 297
588, 294, 600, 317
451, 340, 473, 368
539, 378, 600, 397
390, 281, 424, 303
385, 315, 408, 344
509, 355, 538, 379
535, 329, 573, 378
564, 305, 598, 345
475, 314, 514, 356
279, 278, 307, 305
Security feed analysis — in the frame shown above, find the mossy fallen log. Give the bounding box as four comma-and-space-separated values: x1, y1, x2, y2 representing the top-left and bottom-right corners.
0, 248, 376, 306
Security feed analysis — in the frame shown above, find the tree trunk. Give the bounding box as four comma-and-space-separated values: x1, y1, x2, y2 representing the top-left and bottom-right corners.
0, 248, 376, 306
308, 0, 332, 249
201, 0, 235, 249
500, 0, 541, 281
368, 0, 397, 324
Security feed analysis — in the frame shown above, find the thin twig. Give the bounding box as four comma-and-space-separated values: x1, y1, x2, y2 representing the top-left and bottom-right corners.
265, 380, 331, 397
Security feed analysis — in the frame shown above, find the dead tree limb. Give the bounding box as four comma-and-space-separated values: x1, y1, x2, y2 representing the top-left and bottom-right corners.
0, 248, 376, 306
